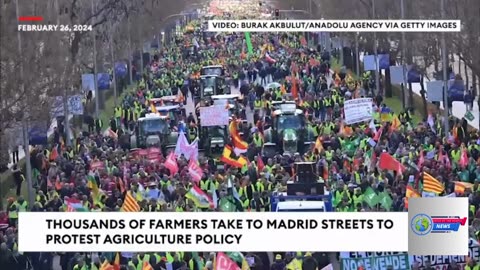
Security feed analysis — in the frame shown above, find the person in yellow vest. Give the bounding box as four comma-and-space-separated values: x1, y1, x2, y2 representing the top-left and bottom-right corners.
252, 131, 263, 152
466, 258, 480, 270
239, 178, 256, 201
286, 252, 303, 270
352, 188, 364, 210
189, 123, 198, 143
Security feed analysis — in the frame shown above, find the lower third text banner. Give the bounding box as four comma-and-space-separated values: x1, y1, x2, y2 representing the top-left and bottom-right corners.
18, 212, 407, 252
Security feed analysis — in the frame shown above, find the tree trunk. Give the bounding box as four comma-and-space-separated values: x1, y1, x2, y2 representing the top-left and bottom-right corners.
408, 82, 414, 112
465, 60, 469, 91
420, 75, 428, 117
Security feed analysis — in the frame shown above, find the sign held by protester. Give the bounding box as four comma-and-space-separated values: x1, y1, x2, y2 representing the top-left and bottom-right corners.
344, 98, 373, 124
341, 254, 410, 270
199, 106, 229, 126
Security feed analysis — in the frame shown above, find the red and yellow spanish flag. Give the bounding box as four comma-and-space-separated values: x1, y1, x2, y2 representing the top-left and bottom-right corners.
121, 191, 140, 212
454, 181, 473, 194
422, 172, 445, 194
220, 145, 248, 168
229, 120, 248, 154
390, 114, 401, 131
405, 186, 421, 209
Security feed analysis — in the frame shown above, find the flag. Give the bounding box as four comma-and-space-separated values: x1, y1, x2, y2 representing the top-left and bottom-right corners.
142, 261, 154, 270
49, 145, 59, 161
87, 174, 100, 202
244, 32, 253, 55
175, 132, 198, 160
100, 260, 114, 270
265, 52, 276, 64
65, 198, 88, 212
390, 114, 401, 131
121, 192, 140, 212
454, 181, 473, 194
229, 121, 248, 155
220, 145, 248, 168
422, 172, 445, 194
373, 126, 383, 141
215, 252, 240, 270
378, 152, 405, 174
164, 151, 179, 175
363, 187, 380, 208
113, 252, 121, 270
150, 103, 158, 114
186, 185, 214, 209
314, 136, 324, 153
378, 191, 393, 211
405, 185, 421, 209
188, 158, 203, 184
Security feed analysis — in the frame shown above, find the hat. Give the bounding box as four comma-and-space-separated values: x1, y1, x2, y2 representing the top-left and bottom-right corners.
275, 254, 282, 260
305, 252, 312, 257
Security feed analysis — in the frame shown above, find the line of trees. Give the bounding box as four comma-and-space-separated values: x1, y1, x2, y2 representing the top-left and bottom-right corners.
0, 0, 196, 168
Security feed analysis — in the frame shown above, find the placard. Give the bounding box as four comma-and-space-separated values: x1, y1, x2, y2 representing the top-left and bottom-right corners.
363, 55, 377, 71
426, 81, 444, 102
199, 106, 229, 127
389, 66, 405, 85
344, 98, 373, 125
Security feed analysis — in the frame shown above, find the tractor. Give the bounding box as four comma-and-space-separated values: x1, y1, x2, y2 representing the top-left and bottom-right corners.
263, 102, 313, 158
130, 113, 178, 153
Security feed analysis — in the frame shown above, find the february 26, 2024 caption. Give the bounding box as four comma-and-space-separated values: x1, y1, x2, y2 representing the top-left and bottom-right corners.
18, 212, 408, 252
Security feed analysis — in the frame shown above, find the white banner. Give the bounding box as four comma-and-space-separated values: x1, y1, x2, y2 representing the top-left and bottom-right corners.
199, 106, 229, 127
344, 98, 373, 125
174, 132, 198, 161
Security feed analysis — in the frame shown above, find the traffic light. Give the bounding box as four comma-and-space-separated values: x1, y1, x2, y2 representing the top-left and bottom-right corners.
274, 9, 280, 18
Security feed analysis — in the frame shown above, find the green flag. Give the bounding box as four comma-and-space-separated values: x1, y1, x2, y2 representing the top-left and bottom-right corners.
378, 191, 393, 211
363, 187, 380, 208
219, 197, 236, 212
244, 32, 254, 55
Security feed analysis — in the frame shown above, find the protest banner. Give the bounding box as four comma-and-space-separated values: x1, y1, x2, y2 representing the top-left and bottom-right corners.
409, 238, 480, 269
199, 106, 229, 127
340, 252, 409, 270
344, 98, 373, 125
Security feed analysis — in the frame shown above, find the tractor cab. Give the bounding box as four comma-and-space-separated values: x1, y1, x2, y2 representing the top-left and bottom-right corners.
199, 75, 227, 101
199, 124, 229, 156
200, 65, 224, 77
263, 104, 307, 157
132, 113, 170, 148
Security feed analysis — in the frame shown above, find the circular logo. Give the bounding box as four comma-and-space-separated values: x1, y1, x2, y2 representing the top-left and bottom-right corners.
411, 213, 433, 236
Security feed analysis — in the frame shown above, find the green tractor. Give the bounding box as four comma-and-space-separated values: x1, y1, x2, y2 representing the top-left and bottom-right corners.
198, 124, 230, 157
130, 113, 178, 153
263, 102, 314, 158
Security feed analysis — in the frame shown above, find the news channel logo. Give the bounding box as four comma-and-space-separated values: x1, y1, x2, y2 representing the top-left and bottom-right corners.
410, 214, 467, 236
